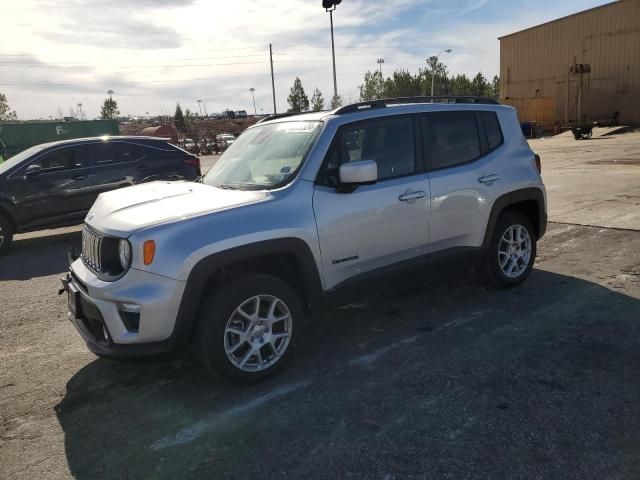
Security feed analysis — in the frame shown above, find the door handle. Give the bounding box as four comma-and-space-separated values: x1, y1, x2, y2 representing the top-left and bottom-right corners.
136, 165, 149, 171
72, 175, 87, 180
398, 190, 426, 203
478, 173, 500, 185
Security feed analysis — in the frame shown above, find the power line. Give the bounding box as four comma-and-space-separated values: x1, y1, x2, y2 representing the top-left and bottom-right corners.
0, 73, 273, 86
0, 54, 273, 67
0, 55, 401, 69
0, 60, 272, 68
0, 45, 271, 56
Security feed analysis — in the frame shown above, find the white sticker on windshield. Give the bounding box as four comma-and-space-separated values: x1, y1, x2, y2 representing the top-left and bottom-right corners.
281, 123, 317, 133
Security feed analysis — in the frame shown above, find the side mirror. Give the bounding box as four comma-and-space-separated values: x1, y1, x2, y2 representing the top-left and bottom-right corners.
25, 164, 42, 178
338, 160, 377, 186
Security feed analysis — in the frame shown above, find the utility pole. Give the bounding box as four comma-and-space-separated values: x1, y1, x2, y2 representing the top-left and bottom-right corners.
377, 58, 384, 96
249, 88, 257, 115
197, 99, 202, 116
269, 44, 276, 114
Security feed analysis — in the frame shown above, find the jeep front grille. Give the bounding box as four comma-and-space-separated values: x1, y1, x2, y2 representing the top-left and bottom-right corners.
81, 225, 103, 272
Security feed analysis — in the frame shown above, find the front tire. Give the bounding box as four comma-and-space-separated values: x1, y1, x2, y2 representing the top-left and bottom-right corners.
480, 212, 536, 287
0, 215, 14, 254
196, 273, 302, 385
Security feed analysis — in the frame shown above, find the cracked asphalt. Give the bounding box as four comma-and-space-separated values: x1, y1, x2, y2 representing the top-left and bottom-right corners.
1, 130, 639, 479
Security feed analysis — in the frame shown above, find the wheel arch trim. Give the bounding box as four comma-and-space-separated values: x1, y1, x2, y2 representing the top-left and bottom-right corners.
482, 187, 547, 249
169, 237, 323, 350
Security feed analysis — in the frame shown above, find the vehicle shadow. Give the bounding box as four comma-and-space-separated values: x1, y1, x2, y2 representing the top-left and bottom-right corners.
0, 229, 80, 281
54, 269, 640, 479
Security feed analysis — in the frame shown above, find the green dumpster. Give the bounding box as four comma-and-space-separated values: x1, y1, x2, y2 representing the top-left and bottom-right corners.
0, 120, 120, 158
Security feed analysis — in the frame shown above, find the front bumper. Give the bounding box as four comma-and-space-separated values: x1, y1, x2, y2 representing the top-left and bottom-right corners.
61, 258, 187, 359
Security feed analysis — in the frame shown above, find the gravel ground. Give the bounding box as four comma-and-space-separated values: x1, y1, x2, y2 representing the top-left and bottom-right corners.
1, 132, 639, 479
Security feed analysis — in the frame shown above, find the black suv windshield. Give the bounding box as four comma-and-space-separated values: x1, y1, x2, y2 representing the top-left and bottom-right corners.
203, 121, 322, 190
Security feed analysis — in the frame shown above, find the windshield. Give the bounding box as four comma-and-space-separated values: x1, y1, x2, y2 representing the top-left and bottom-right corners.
0, 144, 48, 176
204, 121, 322, 190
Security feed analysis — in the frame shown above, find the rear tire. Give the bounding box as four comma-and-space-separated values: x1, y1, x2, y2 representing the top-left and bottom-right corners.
479, 212, 536, 287
0, 215, 14, 254
196, 273, 303, 385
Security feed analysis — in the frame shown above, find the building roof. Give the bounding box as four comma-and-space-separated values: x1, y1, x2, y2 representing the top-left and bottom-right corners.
498, 0, 620, 40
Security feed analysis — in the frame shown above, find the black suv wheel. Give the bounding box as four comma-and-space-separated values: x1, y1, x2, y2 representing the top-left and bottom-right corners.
481, 211, 537, 287
0, 215, 13, 254
196, 273, 302, 385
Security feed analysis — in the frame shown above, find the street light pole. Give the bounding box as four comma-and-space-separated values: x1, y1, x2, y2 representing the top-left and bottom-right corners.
376, 58, 385, 97
329, 8, 338, 102
323, 0, 342, 104
429, 49, 452, 97
249, 88, 256, 115
269, 43, 276, 114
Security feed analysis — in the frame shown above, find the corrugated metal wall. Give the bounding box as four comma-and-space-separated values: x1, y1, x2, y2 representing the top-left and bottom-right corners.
499, 0, 640, 126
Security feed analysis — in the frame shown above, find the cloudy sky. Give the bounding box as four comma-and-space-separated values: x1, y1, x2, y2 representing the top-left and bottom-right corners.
2, 0, 612, 119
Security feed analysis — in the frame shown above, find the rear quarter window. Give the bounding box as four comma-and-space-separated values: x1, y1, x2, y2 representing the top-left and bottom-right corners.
480, 111, 503, 151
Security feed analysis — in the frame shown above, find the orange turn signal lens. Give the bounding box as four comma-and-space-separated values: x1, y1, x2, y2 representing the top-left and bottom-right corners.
143, 240, 155, 265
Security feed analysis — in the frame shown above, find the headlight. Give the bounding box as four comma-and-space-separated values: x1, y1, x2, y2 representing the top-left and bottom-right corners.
118, 239, 132, 270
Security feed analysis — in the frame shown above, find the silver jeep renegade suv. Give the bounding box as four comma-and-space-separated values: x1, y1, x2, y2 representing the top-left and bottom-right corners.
62, 97, 547, 384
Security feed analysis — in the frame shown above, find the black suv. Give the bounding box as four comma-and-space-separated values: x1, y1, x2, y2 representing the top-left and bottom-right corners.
0, 136, 201, 252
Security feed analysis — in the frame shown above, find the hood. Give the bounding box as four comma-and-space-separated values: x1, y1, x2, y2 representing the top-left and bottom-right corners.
86, 181, 268, 237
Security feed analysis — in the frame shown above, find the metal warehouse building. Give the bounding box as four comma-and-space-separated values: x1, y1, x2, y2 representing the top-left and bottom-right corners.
499, 0, 640, 129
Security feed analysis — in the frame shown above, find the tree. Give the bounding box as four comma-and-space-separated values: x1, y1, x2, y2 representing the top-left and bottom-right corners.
310, 88, 325, 111
358, 70, 384, 101
100, 91, 119, 119
448, 74, 472, 96
470, 72, 489, 96
0, 93, 17, 121
422, 56, 449, 96
383, 70, 422, 98
491, 75, 500, 99
287, 77, 309, 112
183, 108, 195, 134
174, 103, 186, 132
330, 94, 343, 109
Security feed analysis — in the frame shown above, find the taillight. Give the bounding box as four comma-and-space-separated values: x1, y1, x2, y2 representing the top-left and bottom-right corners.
534, 153, 541, 174
184, 156, 200, 168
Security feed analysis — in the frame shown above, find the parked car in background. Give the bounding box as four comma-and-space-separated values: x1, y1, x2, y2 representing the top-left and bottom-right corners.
182, 138, 198, 154
204, 141, 221, 155
216, 133, 236, 150
0, 136, 200, 253
235, 110, 248, 118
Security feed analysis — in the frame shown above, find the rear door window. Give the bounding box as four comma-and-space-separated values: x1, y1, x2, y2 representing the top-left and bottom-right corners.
92, 143, 119, 164
480, 111, 503, 151
116, 142, 145, 162
33, 147, 84, 172
423, 112, 481, 170
91, 142, 144, 165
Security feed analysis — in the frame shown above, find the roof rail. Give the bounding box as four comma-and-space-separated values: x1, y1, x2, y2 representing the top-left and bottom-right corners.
333, 96, 499, 114
255, 112, 301, 124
